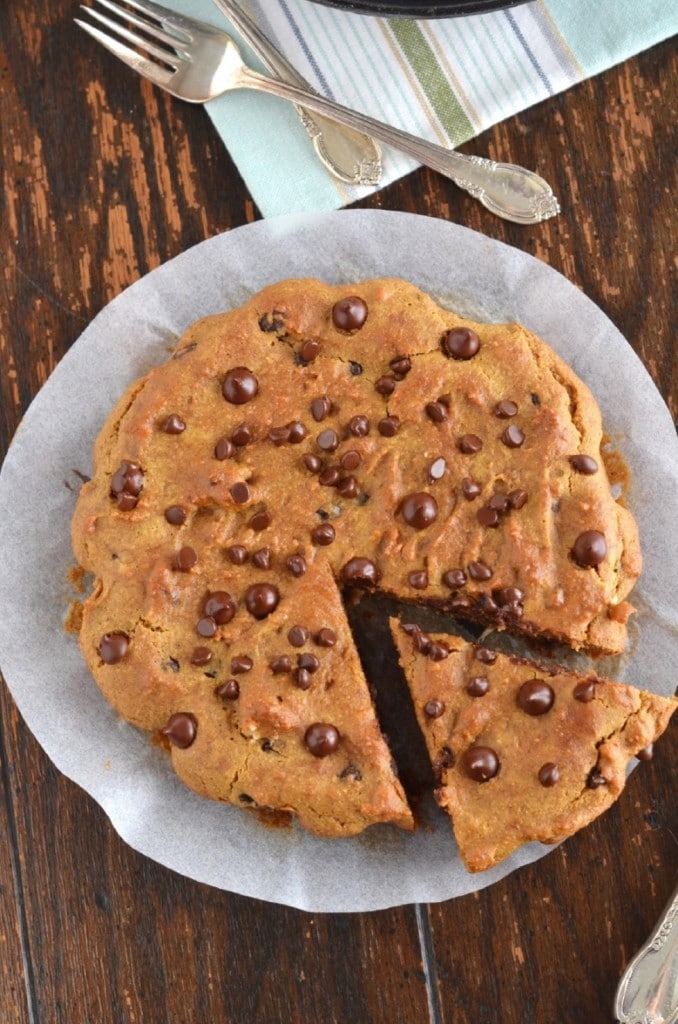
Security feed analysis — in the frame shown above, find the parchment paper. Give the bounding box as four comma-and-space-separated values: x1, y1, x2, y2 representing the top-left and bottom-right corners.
0, 211, 676, 913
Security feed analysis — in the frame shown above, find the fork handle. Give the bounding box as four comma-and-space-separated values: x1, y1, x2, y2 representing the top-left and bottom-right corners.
237, 66, 559, 225
614, 880, 678, 1024
210, 0, 381, 186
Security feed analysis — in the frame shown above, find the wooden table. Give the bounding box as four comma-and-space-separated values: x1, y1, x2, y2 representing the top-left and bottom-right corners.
1, 4, 675, 1022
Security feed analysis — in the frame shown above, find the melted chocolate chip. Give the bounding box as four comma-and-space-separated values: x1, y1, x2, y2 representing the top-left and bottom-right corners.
270, 655, 291, 674
517, 679, 555, 715
408, 570, 429, 590
305, 723, 340, 757
572, 530, 607, 567
375, 375, 396, 396
570, 454, 599, 474
164, 505, 187, 526
204, 592, 236, 625
463, 745, 499, 782
466, 677, 489, 697
429, 457, 447, 481
425, 401, 448, 423
231, 655, 253, 674
477, 506, 500, 528
216, 680, 240, 702
332, 296, 367, 332
311, 523, 336, 546
461, 477, 482, 500
442, 327, 480, 360
99, 632, 129, 664
222, 367, 258, 405
573, 680, 596, 702
494, 587, 525, 607
190, 646, 212, 666
311, 396, 332, 422
286, 555, 307, 578
400, 492, 438, 529
495, 400, 518, 418
244, 583, 279, 619
252, 547, 271, 570
458, 434, 483, 454
258, 312, 285, 332
342, 557, 379, 586
467, 561, 493, 581
339, 764, 363, 781
315, 628, 337, 647
317, 429, 339, 452
429, 642, 451, 662
378, 416, 400, 437
587, 769, 607, 789
636, 743, 654, 762
288, 625, 309, 647
110, 460, 143, 509
300, 339, 321, 363
442, 568, 466, 590
163, 413, 185, 434
508, 489, 528, 510
319, 467, 340, 487
214, 438, 235, 461
226, 545, 248, 566
174, 546, 197, 571
488, 493, 510, 512
475, 648, 497, 664
162, 713, 197, 749
249, 510, 271, 532
390, 356, 411, 376
230, 482, 251, 505
348, 415, 370, 437
340, 450, 361, 471
501, 425, 525, 448
539, 763, 560, 787
424, 699, 445, 719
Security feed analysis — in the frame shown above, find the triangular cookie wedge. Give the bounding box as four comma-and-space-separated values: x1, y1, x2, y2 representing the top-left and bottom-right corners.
391, 620, 676, 871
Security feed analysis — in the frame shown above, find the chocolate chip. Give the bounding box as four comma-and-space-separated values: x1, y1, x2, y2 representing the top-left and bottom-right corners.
442, 327, 480, 360
390, 356, 411, 376
428, 642, 451, 661
508, 489, 528, 510
475, 648, 497, 664
162, 713, 197, 749
319, 467, 340, 487
244, 583, 279, 619
349, 361, 363, 376
341, 557, 379, 586
501, 425, 525, 448
336, 476, 358, 499
587, 769, 607, 789
425, 401, 448, 423
311, 523, 335, 546
286, 421, 307, 444
442, 569, 466, 590
311, 396, 332, 422
204, 591, 236, 625
230, 482, 251, 504
531, 393, 541, 406
258, 311, 285, 332
424, 699, 445, 718
315, 628, 337, 647
226, 545, 248, 565
252, 547, 271, 569
317, 429, 339, 452
231, 423, 253, 447
466, 677, 489, 697
215, 680, 239, 702
463, 745, 499, 782
570, 455, 599, 474
163, 413, 185, 434
110, 460, 143, 509
316, 508, 330, 521
467, 561, 493, 581
214, 438, 235, 461
268, 425, 291, 446
488, 493, 510, 512
286, 555, 307, 577
340, 450, 361, 471
573, 680, 596, 702
461, 477, 482, 500
298, 653, 319, 673
304, 723, 340, 756
222, 367, 258, 405
190, 646, 212, 666
408, 570, 428, 590
249, 510, 271, 532
231, 655, 253, 674
572, 530, 607, 567
378, 416, 400, 437
332, 296, 367, 331
428, 457, 447, 481
477, 593, 499, 616
303, 454, 322, 474
164, 505, 187, 525
517, 679, 555, 715
174, 546, 197, 571
99, 632, 129, 664
494, 587, 525, 607
636, 743, 654, 762
375, 375, 396, 396
196, 616, 217, 638
458, 434, 483, 454
300, 339, 321, 362
295, 668, 312, 690
400, 492, 438, 529
115, 493, 138, 512
494, 400, 518, 418
538, 763, 560, 787
288, 626, 309, 647
339, 764, 363, 781
270, 655, 291, 674
348, 415, 370, 437
477, 506, 500, 528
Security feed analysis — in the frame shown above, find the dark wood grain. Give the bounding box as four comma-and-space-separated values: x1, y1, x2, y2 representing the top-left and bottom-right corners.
0, 1, 676, 1022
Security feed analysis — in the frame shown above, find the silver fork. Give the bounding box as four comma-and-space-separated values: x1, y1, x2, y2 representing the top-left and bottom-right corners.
75, 0, 560, 225
210, 0, 381, 186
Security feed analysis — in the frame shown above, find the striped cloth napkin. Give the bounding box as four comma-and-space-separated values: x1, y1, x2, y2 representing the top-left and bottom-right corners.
171, 0, 676, 217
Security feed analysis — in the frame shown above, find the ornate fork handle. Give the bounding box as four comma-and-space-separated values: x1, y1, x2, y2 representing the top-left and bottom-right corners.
238, 67, 559, 224
614, 881, 678, 1024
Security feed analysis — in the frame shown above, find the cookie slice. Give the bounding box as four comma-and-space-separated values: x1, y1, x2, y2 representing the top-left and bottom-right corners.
391, 620, 676, 871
